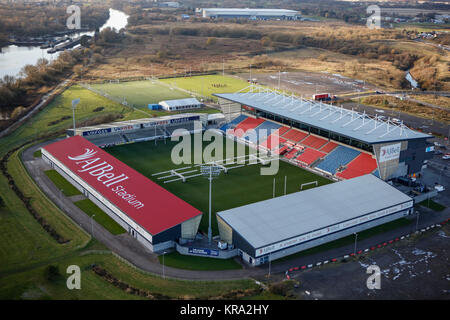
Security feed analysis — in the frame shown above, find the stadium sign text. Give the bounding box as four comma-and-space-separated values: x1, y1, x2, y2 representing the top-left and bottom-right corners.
68, 149, 145, 209
256, 201, 413, 257
379, 143, 401, 163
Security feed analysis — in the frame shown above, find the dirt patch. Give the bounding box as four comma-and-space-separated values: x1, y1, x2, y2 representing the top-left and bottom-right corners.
290, 226, 450, 299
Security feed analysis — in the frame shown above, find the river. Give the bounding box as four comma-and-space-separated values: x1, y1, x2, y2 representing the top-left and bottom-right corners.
0, 8, 128, 79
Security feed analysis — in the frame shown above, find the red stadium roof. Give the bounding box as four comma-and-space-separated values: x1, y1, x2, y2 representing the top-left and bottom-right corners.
42, 136, 202, 235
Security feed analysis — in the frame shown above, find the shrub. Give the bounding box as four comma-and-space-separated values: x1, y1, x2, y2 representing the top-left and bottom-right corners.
0, 195, 4, 207
45, 265, 62, 282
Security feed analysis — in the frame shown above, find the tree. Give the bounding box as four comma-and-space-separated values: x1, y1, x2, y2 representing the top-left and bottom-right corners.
206, 37, 216, 46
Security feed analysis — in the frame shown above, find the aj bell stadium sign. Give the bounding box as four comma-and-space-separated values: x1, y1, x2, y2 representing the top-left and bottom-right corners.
256, 201, 413, 257
68, 148, 145, 210
379, 143, 401, 163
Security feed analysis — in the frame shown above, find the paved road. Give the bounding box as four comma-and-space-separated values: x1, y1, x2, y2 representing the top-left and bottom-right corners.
22, 142, 450, 281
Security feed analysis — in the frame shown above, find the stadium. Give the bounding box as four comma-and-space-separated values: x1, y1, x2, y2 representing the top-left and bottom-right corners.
39, 84, 433, 266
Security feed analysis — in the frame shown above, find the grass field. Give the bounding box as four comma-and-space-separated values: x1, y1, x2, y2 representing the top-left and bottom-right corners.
106, 133, 332, 235
418, 199, 446, 212
90, 80, 191, 108
160, 75, 250, 101
44, 170, 82, 197
158, 252, 242, 271
74, 199, 126, 235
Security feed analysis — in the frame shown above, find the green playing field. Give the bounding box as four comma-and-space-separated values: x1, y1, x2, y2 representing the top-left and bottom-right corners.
90, 80, 191, 108
106, 134, 332, 235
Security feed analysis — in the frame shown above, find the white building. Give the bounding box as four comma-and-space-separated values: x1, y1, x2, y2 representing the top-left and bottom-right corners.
159, 98, 203, 112
201, 8, 300, 20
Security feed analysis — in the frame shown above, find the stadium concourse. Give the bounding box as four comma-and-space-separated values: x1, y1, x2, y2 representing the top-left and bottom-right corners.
215, 85, 434, 182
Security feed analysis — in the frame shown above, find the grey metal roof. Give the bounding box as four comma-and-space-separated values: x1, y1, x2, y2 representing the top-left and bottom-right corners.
214, 87, 431, 144
217, 174, 412, 250
159, 98, 201, 108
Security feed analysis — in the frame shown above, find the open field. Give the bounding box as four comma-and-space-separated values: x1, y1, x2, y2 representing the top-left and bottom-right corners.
410, 95, 450, 109
106, 134, 332, 235
160, 75, 250, 100
89, 80, 191, 108
243, 70, 378, 99
44, 170, 81, 197
0, 251, 259, 300
74, 199, 126, 235
360, 95, 450, 123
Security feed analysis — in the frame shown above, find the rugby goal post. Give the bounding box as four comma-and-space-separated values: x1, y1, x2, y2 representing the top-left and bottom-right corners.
300, 181, 318, 190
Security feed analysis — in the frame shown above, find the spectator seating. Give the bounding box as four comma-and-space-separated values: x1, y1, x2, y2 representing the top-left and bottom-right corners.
295, 148, 326, 166
336, 153, 378, 179
320, 141, 339, 153
284, 148, 299, 160
301, 135, 328, 149
220, 114, 248, 132
233, 117, 265, 138
282, 128, 308, 143
260, 135, 287, 150
275, 145, 290, 155
245, 121, 281, 144
277, 126, 290, 136
316, 145, 361, 174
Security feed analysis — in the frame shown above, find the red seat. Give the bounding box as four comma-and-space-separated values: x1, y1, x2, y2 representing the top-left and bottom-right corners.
301, 135, 328, 149
320, 141, 338, 153
336, 153, 378, 179
295, 148, 326, 166
283, 129, 308, 143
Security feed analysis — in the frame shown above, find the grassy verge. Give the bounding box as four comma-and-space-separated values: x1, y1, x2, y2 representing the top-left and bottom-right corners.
33, 150, 42, 158
74, 199, 126, 235
274, 218, 412, 264
44, 170, 81, 197
0, 253, 258, 300
158, 251, 242, 271
418, 199, 446, 212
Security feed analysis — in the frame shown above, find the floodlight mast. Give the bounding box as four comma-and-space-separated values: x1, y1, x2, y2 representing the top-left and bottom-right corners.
201, 164, 221, 244
71, 98, 80, 134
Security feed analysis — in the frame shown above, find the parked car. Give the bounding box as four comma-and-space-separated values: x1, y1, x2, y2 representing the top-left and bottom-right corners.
443, 154, 450, 160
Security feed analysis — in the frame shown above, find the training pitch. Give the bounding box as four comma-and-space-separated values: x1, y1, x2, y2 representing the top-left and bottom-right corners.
106, 133, 332, 235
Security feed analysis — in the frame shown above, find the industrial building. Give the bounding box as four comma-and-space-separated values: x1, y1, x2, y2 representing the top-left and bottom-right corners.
214, 86, 433, 181
201, 8, 300, 20
159, 98, 203, 111
217, 174, 414, 266
42, 136, 203, 252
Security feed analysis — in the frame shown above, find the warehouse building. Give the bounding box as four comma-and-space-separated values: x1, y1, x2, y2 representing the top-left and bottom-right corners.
159, 98, 203, 111
201, 8, 300, 20
42, 136, 203, 252
217, 174, 414, 266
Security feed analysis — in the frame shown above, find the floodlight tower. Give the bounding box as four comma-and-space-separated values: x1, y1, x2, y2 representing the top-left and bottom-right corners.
201, 164, 221, 244
72, 98, 80, 134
